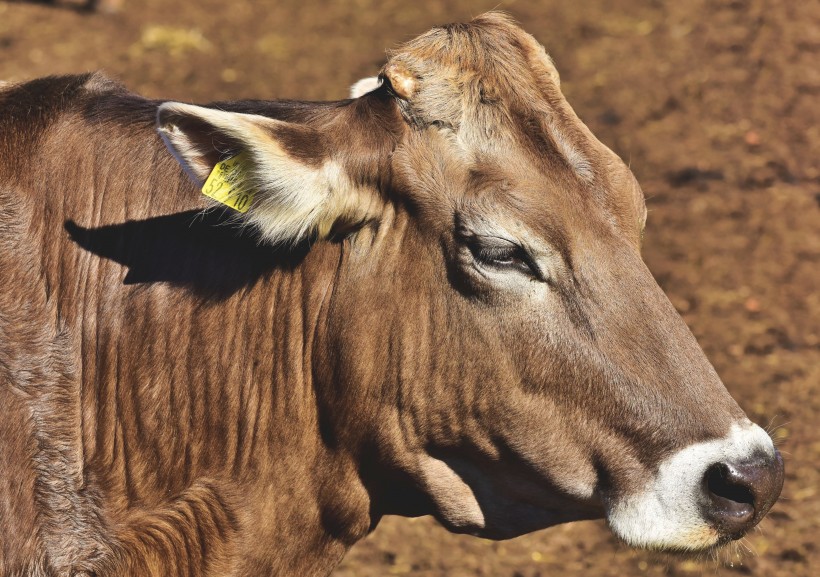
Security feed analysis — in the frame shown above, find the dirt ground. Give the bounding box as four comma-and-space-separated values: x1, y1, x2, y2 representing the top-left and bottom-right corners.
1, 0, 818, 575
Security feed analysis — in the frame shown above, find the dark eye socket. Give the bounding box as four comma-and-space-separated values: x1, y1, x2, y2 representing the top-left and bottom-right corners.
468, 240, 536, 276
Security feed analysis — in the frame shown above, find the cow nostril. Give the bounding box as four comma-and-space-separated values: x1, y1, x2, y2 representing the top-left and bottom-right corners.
701, 452, 784, 540
705, 463, 755, 508
702, 462, 756, 538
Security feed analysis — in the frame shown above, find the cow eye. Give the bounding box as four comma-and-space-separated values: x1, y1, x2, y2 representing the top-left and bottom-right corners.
468, 239, 537, 277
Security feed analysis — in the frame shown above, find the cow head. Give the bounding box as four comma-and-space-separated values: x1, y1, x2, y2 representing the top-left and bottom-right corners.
157, 12, 782, 552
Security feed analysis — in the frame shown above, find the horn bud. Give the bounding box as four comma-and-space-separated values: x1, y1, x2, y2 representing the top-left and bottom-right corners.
383, 62, 417, 100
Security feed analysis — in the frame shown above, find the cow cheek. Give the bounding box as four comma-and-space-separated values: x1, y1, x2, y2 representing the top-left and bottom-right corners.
499, 399, 601, 502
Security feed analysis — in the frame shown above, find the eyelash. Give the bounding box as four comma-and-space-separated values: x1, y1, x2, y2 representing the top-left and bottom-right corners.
469, 242, 536, 276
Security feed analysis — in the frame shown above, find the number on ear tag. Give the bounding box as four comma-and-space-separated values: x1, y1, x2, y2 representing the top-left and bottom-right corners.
201, 152, 256, 213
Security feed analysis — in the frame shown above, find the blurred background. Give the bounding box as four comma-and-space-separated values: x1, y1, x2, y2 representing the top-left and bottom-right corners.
1, 0, 817, 575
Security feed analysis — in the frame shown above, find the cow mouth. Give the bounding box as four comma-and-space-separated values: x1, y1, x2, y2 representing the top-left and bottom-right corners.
604, 422, 783, 552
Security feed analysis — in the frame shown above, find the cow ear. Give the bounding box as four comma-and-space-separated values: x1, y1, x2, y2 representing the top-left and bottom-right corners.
349, 76, 382, 98
157, 102, 377, 245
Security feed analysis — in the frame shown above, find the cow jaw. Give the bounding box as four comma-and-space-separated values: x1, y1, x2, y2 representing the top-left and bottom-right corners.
409, 418, 782, 547
412, 450, 603, 539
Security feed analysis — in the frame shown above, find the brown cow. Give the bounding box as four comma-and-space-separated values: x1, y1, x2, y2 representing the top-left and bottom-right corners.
0, 12, 782, 577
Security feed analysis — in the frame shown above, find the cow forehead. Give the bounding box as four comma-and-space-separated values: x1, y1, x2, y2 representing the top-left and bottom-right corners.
390, 122, 645, 250
386, 13, 645, 239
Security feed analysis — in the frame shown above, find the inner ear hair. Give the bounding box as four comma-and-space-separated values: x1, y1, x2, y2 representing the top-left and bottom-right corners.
158, 107, 246, 183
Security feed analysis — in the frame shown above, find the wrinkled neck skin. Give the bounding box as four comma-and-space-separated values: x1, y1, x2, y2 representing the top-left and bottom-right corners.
72, 213, 378, 577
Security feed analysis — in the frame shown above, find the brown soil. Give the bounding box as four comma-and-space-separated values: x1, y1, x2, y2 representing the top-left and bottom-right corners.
1, 1, 818, 575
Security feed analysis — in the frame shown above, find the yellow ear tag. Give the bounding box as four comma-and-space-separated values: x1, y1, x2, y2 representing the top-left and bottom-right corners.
201, 151, 256, 213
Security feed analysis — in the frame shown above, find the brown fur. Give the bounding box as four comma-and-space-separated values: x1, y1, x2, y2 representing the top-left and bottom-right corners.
0, 13, 753, 577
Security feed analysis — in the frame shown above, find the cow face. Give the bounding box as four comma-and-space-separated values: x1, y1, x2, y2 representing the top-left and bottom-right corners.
158, 12, 782, 552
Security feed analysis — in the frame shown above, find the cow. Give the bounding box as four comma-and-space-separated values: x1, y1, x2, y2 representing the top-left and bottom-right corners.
0, 12, 783, 577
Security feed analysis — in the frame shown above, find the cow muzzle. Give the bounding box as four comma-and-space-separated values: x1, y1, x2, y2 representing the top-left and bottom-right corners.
606, 422, 783, 551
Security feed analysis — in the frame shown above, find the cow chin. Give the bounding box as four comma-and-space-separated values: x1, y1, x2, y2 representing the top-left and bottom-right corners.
466, 502, 603, 541
605, 422, 783, 552
433, 490, 604, 541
